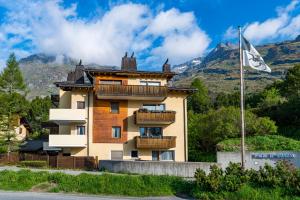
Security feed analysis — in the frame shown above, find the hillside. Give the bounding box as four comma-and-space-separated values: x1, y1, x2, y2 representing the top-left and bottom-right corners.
19, 36, 300, 98
173, 35, 300, 94
19, 54, 115, 99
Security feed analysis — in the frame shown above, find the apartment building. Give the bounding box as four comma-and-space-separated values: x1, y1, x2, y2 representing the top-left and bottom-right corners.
47, 54, 194, 162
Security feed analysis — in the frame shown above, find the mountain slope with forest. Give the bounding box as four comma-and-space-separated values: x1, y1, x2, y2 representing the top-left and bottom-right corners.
19, 35, 300, 98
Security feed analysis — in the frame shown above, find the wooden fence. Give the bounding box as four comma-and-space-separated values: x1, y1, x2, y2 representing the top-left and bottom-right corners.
0, 153, 98, 170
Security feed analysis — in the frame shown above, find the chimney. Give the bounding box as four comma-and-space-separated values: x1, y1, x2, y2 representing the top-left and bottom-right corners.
121, 52, 137, 71
67, 59, 85, 83
74, 59, 84, 84
162, 58, 171, 73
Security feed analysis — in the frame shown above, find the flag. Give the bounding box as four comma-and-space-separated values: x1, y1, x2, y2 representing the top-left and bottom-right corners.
241, 35, 271, 73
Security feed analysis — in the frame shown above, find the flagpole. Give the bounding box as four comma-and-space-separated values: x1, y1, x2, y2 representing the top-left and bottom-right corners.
238, 26, 246, 169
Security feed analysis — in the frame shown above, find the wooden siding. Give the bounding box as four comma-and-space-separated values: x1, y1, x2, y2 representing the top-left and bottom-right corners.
135, 136, 176, 149
93, 95, 128, 143
95, 84, 168, 98
135, 110, 176, 125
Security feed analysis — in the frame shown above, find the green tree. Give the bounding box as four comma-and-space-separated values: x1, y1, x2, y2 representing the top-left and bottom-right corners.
188, 107, 277, 157
0, 53, 26, 94
27, 96, 51, 135
188, 78, 211, 113
0, 115, 20, 154
214, 92, 240, 109
281, 64, 300, 98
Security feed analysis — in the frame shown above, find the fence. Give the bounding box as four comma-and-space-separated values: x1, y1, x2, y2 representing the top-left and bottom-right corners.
99, 160, 220, 177
0, 153, 98, 170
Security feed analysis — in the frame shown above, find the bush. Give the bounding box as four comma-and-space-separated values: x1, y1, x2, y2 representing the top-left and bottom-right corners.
19, 161, 47, 168
194, 162, 300, 197
217, 135, 300, 152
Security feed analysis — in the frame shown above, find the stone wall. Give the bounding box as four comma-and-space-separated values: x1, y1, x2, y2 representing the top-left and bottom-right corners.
99, 160, 219, 177
217, 151, 300, 170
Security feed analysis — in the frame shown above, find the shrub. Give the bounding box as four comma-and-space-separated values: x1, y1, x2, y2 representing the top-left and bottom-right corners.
217, 135, 300, 152
19, 161, 47, 168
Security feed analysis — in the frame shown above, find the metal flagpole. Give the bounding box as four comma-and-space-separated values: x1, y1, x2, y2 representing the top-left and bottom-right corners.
238, 26, 246, 169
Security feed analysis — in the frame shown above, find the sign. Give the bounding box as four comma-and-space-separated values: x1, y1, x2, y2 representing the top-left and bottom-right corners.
251, 153, 296, 159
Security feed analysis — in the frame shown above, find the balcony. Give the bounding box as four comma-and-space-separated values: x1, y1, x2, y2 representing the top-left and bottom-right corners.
134, 110, 176, 125
49, 109, 86, 124
135, 136, 176, 149
95, 84, 168, 100
49, 135, 87, 147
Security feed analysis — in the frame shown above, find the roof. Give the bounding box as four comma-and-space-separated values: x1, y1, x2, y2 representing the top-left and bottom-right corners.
168, 87, 197, 94
85, 68, 176, 80
19, 139, 47, 152
54, 82, 93, 90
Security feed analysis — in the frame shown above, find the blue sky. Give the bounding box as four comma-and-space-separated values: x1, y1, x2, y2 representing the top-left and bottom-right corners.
0, 0, 299, 70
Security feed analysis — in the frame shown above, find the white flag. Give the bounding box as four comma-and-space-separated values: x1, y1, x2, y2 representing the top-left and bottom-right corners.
242, 35, 271, 73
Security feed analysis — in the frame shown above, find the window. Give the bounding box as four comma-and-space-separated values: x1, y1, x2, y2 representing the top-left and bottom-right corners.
77, 126, 85, 135
140, 127, 162, 137
100, 80, 122, 85
112, 126, 121, 138
111, 151, 123, 160
152, 151, 174, 161
110, 102, 119, 113
131, 150, 138, 158
77, 101, 85, 109
152, 151, 159, 161
160, 151, 174, 161
143, 104, 165, 111
140, 81, 161, 86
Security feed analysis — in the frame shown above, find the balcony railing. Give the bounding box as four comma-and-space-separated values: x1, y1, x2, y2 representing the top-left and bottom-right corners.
49, 109, 86, 124
134, 110, 176, 125
135, 136, 176, 149
95, 84, 168, 100
49, 135, 87, 147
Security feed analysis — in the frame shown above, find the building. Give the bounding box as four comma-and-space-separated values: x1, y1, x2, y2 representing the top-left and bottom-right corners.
47, 54, 194, 161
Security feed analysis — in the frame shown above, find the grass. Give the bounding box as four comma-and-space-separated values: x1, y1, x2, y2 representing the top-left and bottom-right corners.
0, 169, 299, 199
217, 135, 300, 152
0, 169, 191, 197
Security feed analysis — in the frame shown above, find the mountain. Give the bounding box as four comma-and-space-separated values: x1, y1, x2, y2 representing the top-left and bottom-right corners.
172, 57, 201, 73
173, 36, 300, 94
19, 53, 115, 99
19, 36, 300, 98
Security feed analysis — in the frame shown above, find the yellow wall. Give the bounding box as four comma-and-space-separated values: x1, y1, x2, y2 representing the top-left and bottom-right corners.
57, 86, 188, 162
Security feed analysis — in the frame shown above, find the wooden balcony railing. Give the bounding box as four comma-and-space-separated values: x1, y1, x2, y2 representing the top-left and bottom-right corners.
135, 136, 176, 149
134, 110, 176, 125
95, 84, 168, 100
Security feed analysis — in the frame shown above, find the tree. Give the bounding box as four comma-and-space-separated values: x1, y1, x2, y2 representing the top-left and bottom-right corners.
0, 115, 19, 154
281, 64, 300, 98
27, 96, 51, 135
0, 53, 26, 94
188, 107, 277, 158
188, 78, 211, 113
214, 92, 240, 109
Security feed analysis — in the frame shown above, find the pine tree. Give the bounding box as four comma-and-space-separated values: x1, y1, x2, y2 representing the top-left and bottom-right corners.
0, 53, 26, 94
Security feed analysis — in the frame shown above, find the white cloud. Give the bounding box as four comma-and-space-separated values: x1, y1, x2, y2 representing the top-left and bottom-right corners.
223, 0, 300, 44
0, 0, 210, 70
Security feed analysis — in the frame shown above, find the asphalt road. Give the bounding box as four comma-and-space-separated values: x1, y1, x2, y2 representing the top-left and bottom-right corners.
0, 191, 190, 200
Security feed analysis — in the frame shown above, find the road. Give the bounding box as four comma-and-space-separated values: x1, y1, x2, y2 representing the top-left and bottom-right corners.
0, 191, 190, 200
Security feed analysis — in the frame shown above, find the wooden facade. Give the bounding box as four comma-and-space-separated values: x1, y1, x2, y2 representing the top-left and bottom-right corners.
134, 110, 176, 125
135, 136, 176, 149
93, 97, 128, 143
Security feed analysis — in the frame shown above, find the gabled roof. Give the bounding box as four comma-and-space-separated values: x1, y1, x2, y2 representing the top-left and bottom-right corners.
85, 68, 176, 80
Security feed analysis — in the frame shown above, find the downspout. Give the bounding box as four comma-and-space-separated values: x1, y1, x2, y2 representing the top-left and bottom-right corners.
86, 71, 93, 157
183, 96, 188, 162
87, 90, 90, 156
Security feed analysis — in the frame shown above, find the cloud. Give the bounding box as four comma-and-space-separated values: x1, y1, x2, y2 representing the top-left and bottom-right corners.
0, 0, 210, 70
223, 0, 300, 44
